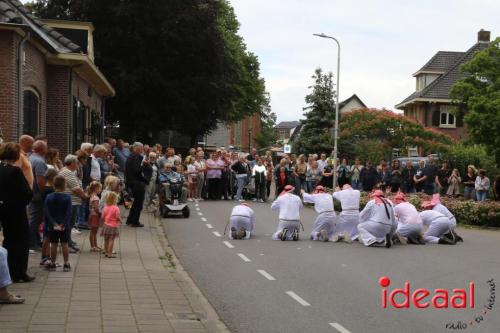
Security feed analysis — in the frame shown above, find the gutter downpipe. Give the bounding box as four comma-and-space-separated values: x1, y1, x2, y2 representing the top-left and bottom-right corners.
17, 31, 30, 137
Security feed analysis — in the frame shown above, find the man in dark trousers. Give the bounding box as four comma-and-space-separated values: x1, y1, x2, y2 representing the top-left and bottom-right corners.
125, 142, 149, 227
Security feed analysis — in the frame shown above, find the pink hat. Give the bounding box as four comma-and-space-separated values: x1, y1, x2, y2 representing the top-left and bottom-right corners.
370, 190, 385, 204
421, 200, 435, 209
393, 192, 406, 204
314, 185, 326, 194
280, 185, 295, 196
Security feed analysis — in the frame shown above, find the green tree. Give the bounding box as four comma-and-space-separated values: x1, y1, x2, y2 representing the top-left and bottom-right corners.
338, 108, 453, 160
451, 38, 500, 165
254, 92, 277, 149
292, 68, 335, 153
26, 0, 267, 144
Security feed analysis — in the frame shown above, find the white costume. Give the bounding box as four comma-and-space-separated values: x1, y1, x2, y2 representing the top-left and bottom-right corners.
228, 204, 255, 240
357, 199, 397, 246
332, 188, 360, 240
433, 203, 457, 228
420, 210, 453, 244
302, 192, 337, 241
394, 202, 423, 239
271, 192, 303, 240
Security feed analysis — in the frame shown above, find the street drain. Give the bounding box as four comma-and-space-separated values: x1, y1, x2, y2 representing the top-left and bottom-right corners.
175, 312, 205, 321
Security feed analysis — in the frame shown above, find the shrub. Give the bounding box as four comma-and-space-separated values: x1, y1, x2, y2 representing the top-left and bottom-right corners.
444, 143, 499, 177
339, 192, 500, 227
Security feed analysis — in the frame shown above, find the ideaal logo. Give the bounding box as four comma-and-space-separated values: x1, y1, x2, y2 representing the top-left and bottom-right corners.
378, 276, 496, 330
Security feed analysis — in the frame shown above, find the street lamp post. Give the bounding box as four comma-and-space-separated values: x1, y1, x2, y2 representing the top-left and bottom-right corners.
313, 33, 340, 189
248, 128, 252, 154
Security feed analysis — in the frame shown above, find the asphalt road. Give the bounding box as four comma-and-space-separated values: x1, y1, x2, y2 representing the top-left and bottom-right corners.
162, 199, 500, 333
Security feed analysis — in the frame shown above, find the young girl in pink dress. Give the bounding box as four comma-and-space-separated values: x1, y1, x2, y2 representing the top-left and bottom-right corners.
101, 192, 121, 258
87, 181, 102, 252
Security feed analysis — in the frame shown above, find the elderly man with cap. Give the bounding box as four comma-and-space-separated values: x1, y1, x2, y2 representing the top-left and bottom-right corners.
357, 190, 397, 248
227, 202, 255, 240
332, 184, 360, 243
301, 186, 337, 242
271, 185, 303, 241
419, 203, 456, 245
393, 192, 425, 245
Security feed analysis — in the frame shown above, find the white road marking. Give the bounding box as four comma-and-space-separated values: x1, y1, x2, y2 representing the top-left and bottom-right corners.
259, 253, 264, 256
257, 269, 275, 281
329, 323, 351, 333
206, 224, 213, 229
237, 253, 251, 262
213, 231, 222, 237
297, 247, 302, 250
285, 291, 311, 306
195, 203, 199, 207
201, 217, 207, 222
196, 207, 200, 211
341, 264, 347, 268
197, 212, 203, 216
308, 245, 312, 249
257, 240, 261, 243
223, 241, 234, 249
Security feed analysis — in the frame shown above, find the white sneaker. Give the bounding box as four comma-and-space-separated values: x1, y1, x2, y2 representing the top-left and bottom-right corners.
187, 198, 194, 202
71, 228, 81, 235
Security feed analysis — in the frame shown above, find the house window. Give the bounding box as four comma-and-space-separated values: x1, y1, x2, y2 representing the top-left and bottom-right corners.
439, 105, 457, 128
23, 89, 39, 137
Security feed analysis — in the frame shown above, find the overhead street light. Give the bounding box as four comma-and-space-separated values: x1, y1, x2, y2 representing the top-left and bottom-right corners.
313, 33, 340, 189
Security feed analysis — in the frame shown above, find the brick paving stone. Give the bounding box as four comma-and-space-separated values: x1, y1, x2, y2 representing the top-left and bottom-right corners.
0, 211, 224, 333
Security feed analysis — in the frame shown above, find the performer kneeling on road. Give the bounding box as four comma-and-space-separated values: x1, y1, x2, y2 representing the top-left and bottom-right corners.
301, 186, 337, 242
427, 194, 463, 242
271, 185, 303, 241
357, 190, 397, 248
419, 205, 456, 245
227, 202, 255, 240
393, 192, 425, 245
332, 184, 360, 243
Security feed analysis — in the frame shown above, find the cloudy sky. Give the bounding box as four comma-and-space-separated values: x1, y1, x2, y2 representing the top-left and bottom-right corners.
229, 0, 500, 122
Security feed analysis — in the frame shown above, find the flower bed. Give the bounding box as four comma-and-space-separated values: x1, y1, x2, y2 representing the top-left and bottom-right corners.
333, 192, 500, 227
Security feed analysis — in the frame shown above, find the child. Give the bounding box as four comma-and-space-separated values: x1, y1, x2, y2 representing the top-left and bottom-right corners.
101, 192, 121, 258
44, 176, 73, 271
40, 168, 58, 267
186, 156, 197, 202
87, 181, 103, 252
100, 175, 121, 212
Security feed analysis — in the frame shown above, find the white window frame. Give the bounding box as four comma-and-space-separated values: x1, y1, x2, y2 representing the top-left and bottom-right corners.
439, 105, 457, 128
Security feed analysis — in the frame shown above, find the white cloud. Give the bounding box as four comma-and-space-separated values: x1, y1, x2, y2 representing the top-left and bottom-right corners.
229, 0, 500, 122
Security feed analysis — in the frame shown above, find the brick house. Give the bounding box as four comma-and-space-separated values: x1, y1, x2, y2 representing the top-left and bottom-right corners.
205, 113, 262, 151
274, 121, 300, 141
395, 30, 491, 141
0, 0, 114, 154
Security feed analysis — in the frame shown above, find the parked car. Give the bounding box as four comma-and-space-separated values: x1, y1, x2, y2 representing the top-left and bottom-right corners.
393, 157, 429, 168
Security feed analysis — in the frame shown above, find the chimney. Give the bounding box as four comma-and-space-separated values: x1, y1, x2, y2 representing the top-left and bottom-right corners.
478, 29, 490, 43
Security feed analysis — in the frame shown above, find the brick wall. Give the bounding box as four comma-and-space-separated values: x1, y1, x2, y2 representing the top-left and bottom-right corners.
23, 41, 47, 136
46, 66, 70, 155
0, 30, 17, 142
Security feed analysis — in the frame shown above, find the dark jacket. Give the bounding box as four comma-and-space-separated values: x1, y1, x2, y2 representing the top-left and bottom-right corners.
360, 167, 379, 191
231, 161, 248, 175
0, 162, 33, 216
125, 152, 148, 184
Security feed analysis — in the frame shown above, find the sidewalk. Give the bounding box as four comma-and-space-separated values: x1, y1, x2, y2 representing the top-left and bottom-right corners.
0, 211, 229, 333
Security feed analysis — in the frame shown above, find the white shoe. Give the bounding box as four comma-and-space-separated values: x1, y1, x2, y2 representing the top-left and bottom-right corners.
71, 228, 81, 235
187, 198, 194, 202
342, 234, 353, 244
331, 234, 340, 242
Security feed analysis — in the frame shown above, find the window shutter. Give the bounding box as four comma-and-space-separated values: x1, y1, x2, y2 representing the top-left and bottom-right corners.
457, 112, 464, 127
432, 110, 440, 126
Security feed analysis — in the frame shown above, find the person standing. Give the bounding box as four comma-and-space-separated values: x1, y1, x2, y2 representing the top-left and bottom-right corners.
389, 160, 402, 193
293, 155, 307, 195
349, 158, 363, 190
231, 155, 249, 202
357, 190, 397, 248
306, 160, 322, 193
436, 161, 451, 195
332, 184, 360, 242
125, 142, 148, 227
193, 152, 206, 201
112, 139, 130, 181
59, 155, 87, 253
337, 158, 350, 188
14, 135, 34, 188
402, 161, 416, 193
446, 168, 461, 197
475, 169, 490, 202
206, 153, 222, 200
378, 162, 391, 192
360, 161, 379, 192
252, 158, 267, 202
423, 157, 438, 195
28, 140, 48, 250
462, 165, 477, 200
413, 160, 426, 193
271, 185, 303, 241
0, 143, 34, 282
321, 159, 334, 189
317, 153, 328, 172
302, 186, 337, 242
